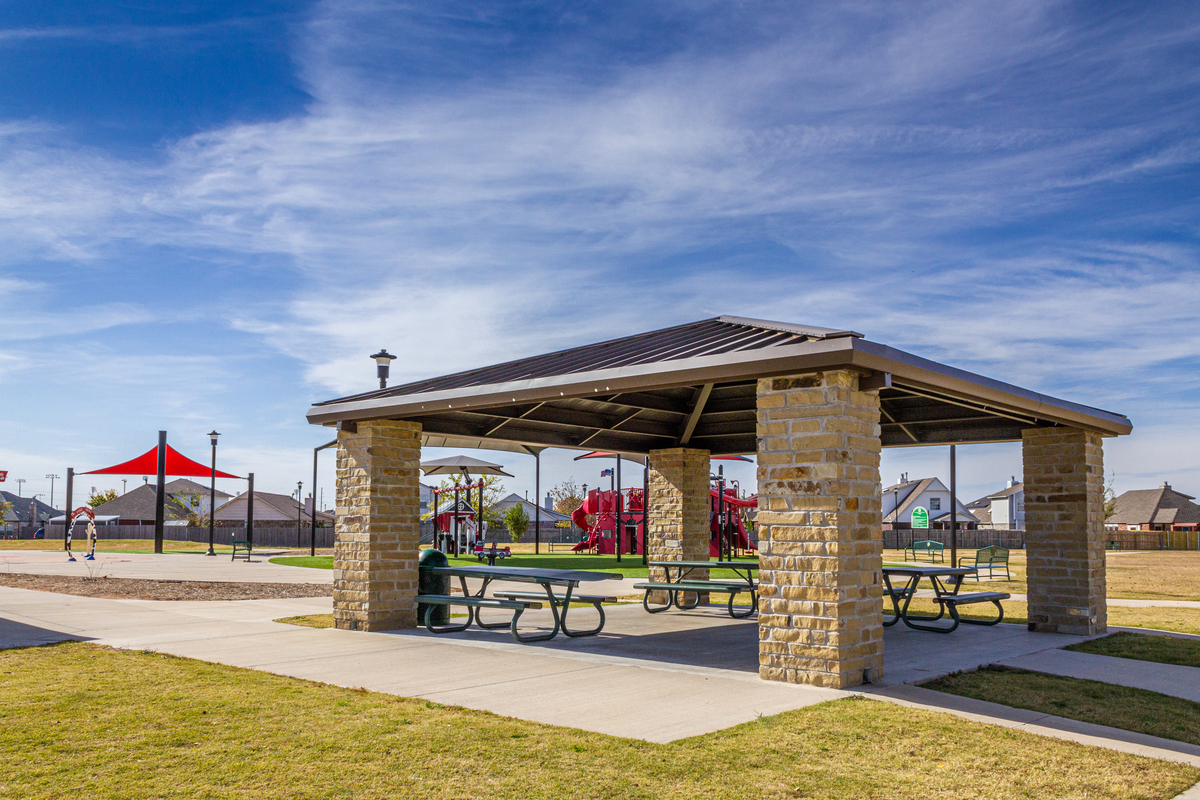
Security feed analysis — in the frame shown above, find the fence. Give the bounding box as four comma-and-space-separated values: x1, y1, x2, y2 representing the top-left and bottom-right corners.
883, 528, 1026, 550
37, 523, 336, 550
1106, 529, 1200, 551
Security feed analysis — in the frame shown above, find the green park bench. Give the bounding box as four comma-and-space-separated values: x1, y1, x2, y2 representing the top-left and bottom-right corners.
903, 540, 944, 563
231, 539, 252, 561
1106, 540, 1122, 551
958, 545, 1011, 581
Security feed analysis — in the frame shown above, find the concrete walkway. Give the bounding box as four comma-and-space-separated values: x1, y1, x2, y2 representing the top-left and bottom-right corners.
997, 648, 1200, 703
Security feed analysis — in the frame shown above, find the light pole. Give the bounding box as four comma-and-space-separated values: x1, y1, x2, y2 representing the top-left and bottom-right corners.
206, 431, 220, 557
296, 481, 303, 549
370, 349, 396, 389
45, 474, 60, 510
15, 478, 25, 497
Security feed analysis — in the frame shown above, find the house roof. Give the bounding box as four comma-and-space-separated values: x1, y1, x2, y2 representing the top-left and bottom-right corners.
307, 315, 1132, 456
883, 478, 935, 523
1109, 485, 1200, 527
217, 491, 334, 523
163, 478, 232, 499
493, 493, 571, 522
92, 484, 195, 523
0, 492, 61, 524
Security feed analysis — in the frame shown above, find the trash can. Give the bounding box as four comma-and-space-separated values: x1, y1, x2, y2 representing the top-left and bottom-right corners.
417, 548, 450, 626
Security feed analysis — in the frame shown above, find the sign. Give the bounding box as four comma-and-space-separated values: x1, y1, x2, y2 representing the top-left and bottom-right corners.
554, 520, 573, 528
911, 506, 929, 529
0, 471, 6, 482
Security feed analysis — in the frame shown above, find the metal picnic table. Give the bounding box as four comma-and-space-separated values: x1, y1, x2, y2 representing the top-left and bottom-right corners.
636, 559, 759, 618
423, 565, 621, 642
881, 564, 1009, 633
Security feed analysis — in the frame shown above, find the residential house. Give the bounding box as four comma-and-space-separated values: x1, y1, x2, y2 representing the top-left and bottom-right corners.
214, 490, 335, 525
1107, 483, 1200, 531
966, 478, 1025, 530
0, 492, 62, 533
883, 476, 978, 530
90, 483, 230, 526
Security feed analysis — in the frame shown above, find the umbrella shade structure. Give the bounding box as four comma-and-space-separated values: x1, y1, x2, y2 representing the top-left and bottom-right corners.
82, 444, 242, 479
419, 455, 513, 478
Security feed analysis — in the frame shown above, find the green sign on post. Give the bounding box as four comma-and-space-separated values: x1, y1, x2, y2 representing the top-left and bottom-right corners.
911, 506, 929, 529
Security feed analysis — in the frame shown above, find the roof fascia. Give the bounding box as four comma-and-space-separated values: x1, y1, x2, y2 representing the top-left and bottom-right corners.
307, 336, 1132, 437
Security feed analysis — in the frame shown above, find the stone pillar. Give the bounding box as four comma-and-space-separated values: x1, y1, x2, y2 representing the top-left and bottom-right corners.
756, 370, 883, 689
332, 420, 422, 632
647, 448, 712, 601
1022, 427, 1107, 635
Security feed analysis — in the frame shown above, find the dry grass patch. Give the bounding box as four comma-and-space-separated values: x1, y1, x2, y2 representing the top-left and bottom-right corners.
275, 614, 335, 628
1, 643, 1195, 800
925, 665, 1200, 746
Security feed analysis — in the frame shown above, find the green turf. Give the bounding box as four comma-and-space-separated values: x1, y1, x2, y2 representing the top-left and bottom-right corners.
1065, 632, 1200, 668
270, 552, 759, 579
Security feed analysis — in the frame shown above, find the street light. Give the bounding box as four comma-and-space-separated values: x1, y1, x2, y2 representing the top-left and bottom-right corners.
206, 431, 220, 557
15, 478, 25, 497
370, 349, 397, 389
45, 474, 60, 509
296, 481, 303, 548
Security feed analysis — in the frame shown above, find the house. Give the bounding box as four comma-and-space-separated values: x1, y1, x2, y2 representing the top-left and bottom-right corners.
1107, 483, 1200, 531
966, 478, 1025, 530
0, 492, 62, 532
91, 483, 213, 525
493, 493, 571, 524
883, 476, 978, 530
214, 491, 335, 525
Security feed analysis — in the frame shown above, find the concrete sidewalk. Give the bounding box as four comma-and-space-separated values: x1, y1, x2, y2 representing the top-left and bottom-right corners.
997, 648, 1200, 703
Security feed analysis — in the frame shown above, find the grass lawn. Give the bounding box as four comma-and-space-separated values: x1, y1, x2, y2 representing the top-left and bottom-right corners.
276, 614, 335, 628
1065, 632, 1200, 668
1, 644, 1195, 800
270, 552, 759, 580
888, 598, 1200, 636
925, 665, 1200, 747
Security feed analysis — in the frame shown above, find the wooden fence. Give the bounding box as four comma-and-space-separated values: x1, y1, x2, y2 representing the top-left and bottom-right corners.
884, 528, 1026, 550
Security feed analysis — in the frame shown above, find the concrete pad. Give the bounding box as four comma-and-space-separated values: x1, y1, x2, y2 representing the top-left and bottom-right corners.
997, 648, 1200, 703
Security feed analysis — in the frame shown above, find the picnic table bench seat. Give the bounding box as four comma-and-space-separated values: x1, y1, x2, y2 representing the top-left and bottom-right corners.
633, 580, 757, 618
231, 539, 251, 561
415, 594, 553, 642
492, 590, 618, 637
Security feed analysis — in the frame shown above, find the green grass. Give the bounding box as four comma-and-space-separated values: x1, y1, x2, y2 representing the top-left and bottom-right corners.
1065, 632, 1200, 668
271, 552, 759, 579
0, 643, 1195, 800
924, 665, 1200, 746
275, 614, 335, 628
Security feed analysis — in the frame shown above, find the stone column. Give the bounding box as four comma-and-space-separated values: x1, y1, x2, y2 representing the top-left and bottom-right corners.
756, 370, 883, 689
332, 420, 422, 632
647, 448, 712, 601
1022, 427, 1107, 635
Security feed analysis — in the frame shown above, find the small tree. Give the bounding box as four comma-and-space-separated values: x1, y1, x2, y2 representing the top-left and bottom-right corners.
87, 489, 118, 508
503, 503, 530, 544
548, 478, 584, 515
1104, 474, 1118, 520
0, 499, 13, 534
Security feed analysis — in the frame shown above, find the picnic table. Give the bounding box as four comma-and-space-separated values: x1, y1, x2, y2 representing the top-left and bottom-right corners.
634, 560, 758, 618
881, 564, 1009, 633
419, 565, 621, 643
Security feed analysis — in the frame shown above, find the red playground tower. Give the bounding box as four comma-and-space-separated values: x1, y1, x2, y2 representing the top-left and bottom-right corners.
570, 488, 645, 555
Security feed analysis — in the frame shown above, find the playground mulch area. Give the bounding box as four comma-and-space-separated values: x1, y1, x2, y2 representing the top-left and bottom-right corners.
1, 643, 1195, 800
0, 573, 332, 601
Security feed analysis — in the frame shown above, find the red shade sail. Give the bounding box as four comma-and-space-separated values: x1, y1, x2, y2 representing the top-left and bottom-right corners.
82, 444, 242, 479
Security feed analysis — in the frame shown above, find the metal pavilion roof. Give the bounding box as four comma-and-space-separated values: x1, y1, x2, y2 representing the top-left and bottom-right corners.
308, 316, 1132, 456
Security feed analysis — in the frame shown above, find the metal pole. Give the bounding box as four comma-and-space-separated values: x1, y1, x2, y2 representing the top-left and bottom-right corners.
64, 468, 74, 552
718, 465, 727, 562
246, 473, 254, 553
642, 462, 649, 565
615, 455, 622, 562
453, 482, 460, 556
296, 481, 302, 549
311, 446, 319, 557
154, 431, 166, 554
207, 438, 217, 556
950, 444, 958, 568
534, 450, 541, 555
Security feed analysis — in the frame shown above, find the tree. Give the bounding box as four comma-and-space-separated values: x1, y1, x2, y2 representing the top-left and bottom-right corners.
437, 475, 507, 527
502, 503, 530, 544
0, 499, 13, 533
1104, 474, 1118, 521
548, 478, 584, 515
87, 489, 118, 508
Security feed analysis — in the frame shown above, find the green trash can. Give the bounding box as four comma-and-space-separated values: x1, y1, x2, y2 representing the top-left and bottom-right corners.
418, 548, 450, 626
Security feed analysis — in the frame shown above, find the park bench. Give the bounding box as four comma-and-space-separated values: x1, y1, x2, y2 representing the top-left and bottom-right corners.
231, 539, 252, 561
493, 590, 618, 637
1106, 540, 1122, 551
414, 594, 548, 642
957, 545, 1010, 580
633, 580, 757, 619
903, 540, 944, 563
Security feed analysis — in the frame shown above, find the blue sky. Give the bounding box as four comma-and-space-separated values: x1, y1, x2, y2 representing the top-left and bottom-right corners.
2, 1, 1199, 510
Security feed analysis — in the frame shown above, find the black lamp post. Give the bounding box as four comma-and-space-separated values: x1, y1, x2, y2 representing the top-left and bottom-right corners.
207, 430, 220, 556
371, 349, 397, 389
296, 481, 303, 548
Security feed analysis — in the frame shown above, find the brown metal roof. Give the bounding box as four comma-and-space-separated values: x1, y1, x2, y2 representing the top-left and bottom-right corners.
308, 315, 1132, 455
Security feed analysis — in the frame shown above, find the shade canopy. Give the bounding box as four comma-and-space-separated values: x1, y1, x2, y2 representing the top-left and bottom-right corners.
419, 455, 513, 477
82, 444, 242, 480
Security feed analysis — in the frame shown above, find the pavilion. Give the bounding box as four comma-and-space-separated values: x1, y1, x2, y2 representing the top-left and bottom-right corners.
306, 316, 1131, 689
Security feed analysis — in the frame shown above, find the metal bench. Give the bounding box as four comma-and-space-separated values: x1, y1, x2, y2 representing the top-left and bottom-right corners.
958, 545, 1010, 580
632, 580, 757, 618
903, 540, 944, 563
414, 594, 549, 642
1106, 540, 1122, 551
493, 591, 617, 637
231, 539, 251, 561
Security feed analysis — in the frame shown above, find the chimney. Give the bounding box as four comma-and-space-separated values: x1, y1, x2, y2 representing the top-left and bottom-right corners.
544, 494, 554, 512
1007, 476, 1017, 488
305, 497, 314, 516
